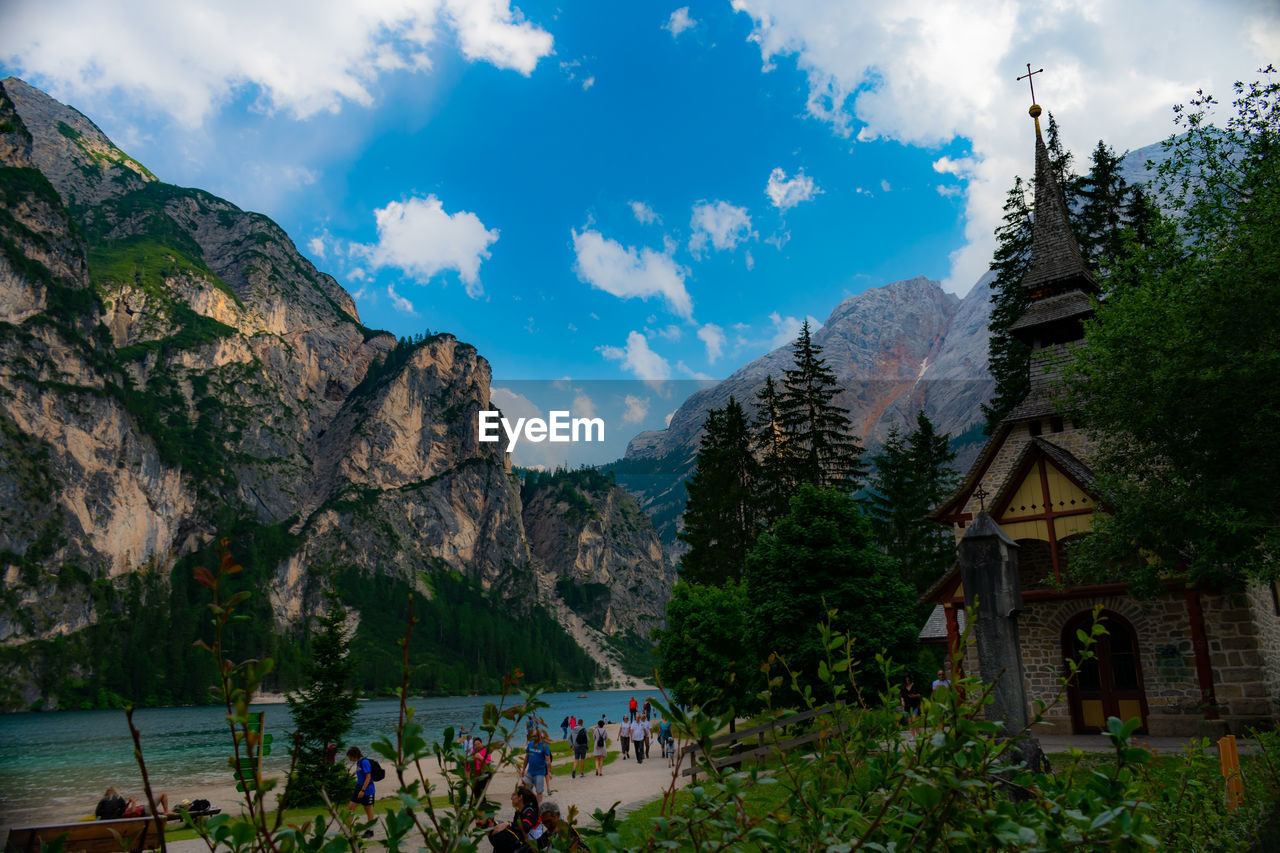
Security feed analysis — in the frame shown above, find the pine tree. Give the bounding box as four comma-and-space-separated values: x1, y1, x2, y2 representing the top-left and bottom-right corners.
776, 322, 866, 491
869, 411, 959, 594
678, 397, 761, 585
283, 595, 359, 807
751, 375, 792, 526
980, 176, 1034, 432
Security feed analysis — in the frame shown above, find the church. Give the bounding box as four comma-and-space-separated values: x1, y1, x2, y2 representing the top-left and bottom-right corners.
924, 100, 1280, 737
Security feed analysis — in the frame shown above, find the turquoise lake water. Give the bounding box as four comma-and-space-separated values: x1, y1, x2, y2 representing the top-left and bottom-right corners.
0, 689, 648, 829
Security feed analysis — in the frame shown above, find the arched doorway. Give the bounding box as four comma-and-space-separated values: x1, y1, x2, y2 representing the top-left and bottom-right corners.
1062, 610, 1149, 733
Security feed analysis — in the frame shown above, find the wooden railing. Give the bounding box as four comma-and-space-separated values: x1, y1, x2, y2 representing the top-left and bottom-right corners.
680, 703, 845, 781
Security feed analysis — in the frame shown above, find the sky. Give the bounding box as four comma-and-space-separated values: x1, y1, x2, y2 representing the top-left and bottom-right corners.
1, 1, 1276, 466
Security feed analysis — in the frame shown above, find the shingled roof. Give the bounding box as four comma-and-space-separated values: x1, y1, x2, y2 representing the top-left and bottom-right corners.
1019, 117, 1098, 298
1008, 289, 1094, 335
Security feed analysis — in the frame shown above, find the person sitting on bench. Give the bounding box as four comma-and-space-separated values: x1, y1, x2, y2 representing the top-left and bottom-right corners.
96, 786, 171, 818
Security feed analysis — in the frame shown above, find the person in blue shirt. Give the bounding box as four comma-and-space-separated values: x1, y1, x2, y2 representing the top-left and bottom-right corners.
521, 732, 553, 806
346, 746, 376, 837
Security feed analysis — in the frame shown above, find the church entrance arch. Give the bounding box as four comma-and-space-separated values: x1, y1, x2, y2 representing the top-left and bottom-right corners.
1062, 610, 1149, 733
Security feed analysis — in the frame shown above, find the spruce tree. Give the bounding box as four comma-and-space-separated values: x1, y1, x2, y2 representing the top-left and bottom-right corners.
981, 176, 1035, 432
751, 375, 792, 526
678, 397, 761, 585
283, 595, 359, 807
869, 411, 959, 595
776, 322, 866, 492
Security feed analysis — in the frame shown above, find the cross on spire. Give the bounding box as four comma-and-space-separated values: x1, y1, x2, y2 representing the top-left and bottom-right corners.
1017, 63, 1044, 105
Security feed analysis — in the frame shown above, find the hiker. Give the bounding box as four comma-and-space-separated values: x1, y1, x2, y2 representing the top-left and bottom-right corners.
476, 815, 532, 852
629, 695, 638, 721
522, 731, 553, 805
559, 715, 570, 741
629, 716, 646, 764
346, 746, 377, 837
658, 716, 674, 767
537, 800, 589, 851
570, 719, 589, 778
618, 718, 630, 759
591, 719, 609, 776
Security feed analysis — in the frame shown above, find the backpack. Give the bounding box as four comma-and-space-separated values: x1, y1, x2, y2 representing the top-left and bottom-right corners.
366, 758, 386, 782
595, 728, 605, 748
576, 726, 588, 746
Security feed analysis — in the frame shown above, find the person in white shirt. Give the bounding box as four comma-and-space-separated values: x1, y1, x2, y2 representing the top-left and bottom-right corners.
629, 717, 646, 764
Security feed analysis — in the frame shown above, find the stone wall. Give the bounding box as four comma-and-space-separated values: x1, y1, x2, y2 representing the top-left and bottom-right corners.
1247, 583, 1280, 721
953, 590, 1273, 736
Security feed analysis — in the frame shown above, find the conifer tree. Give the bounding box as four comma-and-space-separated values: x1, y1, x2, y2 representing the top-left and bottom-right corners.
751, 375, 792, 526
869, 411, 959, 594
981, 176, 1035, 432
283, 594, 359, 807
678, 397, 761, 585
776, 322, 866, 491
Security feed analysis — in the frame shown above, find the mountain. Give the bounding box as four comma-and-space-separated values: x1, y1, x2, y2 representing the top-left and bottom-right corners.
611, 274, 995, 560
0, 78, 669, 709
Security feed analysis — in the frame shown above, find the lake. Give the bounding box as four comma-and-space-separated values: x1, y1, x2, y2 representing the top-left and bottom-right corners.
0, 689, 652, 829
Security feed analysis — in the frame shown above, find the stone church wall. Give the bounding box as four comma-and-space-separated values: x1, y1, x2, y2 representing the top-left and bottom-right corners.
1246, 583, 1280, 722
1202, 587, 1279, 729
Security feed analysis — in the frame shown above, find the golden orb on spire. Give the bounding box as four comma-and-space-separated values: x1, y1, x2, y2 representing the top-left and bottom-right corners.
1029, 104, 1043, 118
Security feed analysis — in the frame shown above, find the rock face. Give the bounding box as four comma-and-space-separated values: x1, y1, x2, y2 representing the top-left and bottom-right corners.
614, 274, 995, 561
0, 78, 668, 708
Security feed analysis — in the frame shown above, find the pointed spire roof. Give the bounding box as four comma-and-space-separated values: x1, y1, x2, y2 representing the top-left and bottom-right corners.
1018, 107, 1097, 296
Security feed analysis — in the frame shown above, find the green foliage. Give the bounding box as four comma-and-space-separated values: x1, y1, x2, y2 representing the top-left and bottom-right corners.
743, 485, 917, 693
283, 594, 359, 808
602, 629, 658, 682
750, 374, 791, 524
1065, 70, 1280, 590
56, 120, 82, 141
335, 568, 600, 695
519, 466, 612, 524
776, 321, 867, 492
654, 580, 759, 718
554, 575, 611, 629
677, 396, 760, 585
868, 410, 960, 595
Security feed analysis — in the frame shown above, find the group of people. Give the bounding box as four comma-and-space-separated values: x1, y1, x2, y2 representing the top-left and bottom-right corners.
899, 669, 952, 731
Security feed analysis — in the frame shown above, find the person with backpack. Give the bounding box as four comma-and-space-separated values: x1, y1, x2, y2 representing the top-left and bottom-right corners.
571, 720, 589, 778
521, 731, 553, 805
591, 719, 609, 776
346, 746, 379, 837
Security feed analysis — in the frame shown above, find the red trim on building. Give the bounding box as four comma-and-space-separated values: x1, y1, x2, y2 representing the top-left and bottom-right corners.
1184, 589, 1220, 720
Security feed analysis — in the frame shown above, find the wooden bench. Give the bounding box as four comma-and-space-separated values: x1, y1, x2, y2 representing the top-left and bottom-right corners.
165, 808, 221, 824
4, 817, 163, 853
681, 703, 847, 781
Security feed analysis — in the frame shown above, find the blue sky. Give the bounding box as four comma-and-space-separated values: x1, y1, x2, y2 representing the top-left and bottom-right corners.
2, 1, 1276, 465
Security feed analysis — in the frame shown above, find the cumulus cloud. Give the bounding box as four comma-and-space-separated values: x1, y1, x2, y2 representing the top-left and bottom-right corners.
622, 394, 650, 424
573, 229, 692, 319
630, 200, 660, 224
665, 7, 697, 37
731, 0, 1279, 292
698, 323, 726, 363
765, 167, 821, 210
358, 196, 498, 298
598, 331, 672, 383
689, 201, 753, 255
307, 236, 326, 258
0, 0, 555, 127
572, 389, 598, 418
654, 324, 683, 341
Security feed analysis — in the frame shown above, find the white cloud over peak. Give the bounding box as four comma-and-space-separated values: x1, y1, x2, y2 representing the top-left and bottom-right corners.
599, 331, 672, 382
573, 230, 693, 318
731, 0, 1279, 292
765, 167, 821, 210
359, 196, 498, 298
387, 283, 417, 316
698, 323, 726, 363
0, 0, 554, 126
768, 311, 821, 350
689, 201, 753, 255
665, 7, 697, 37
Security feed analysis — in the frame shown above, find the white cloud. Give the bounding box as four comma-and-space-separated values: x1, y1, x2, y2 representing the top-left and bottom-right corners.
572, 229, 692, 319
689, 201, 753, 255
768, 311, 804, 349
359, 195, 498, 298
387, 283, 417, 316
664, 410, 676, 427
308, 236, 326, 258
582, 76, 595, 90
676, 361, 714, 380
731, 0, 1279, 292
348, 267, 367, 281
880, 179, 892, 192
654, 324, 683, 342
622, 394, 650, 424
697, 323, 726, 363
0, 0, 555, 127
598, 331, 672, 383
937, 184, 964, 198
665, 7, 697, 37
765, 167, 821, 210
491, 386, 543, 421
630, 200, 660, 225
572, 389, 598, 418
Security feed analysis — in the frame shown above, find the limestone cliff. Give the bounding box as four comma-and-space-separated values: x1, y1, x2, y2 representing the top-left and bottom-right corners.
0, 78, 663, 708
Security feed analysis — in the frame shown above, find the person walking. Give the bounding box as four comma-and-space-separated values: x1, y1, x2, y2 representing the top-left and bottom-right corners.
521, 732, 553, 806
591, 719, 609, 776
570, 720, 589, 778
628, 696, 638, 721
346, 747, 377, 838
618, 718, 630, 760
629, 717, 646, 764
